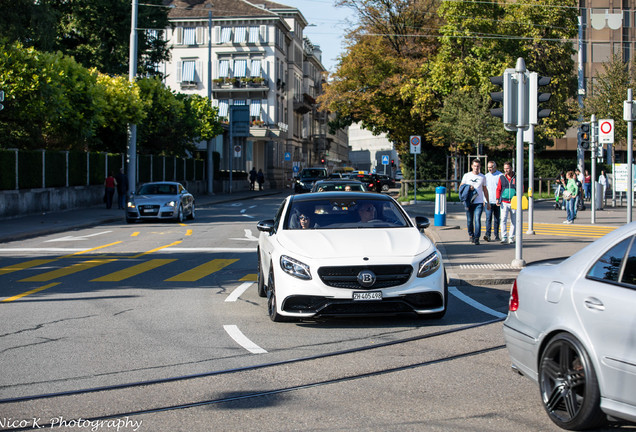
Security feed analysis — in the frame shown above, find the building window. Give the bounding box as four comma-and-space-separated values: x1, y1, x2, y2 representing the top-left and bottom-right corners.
249, 26, 260, 43
592, 42, 611, 63
250, 59, 261, 77
218, 99, 229, 118
183, 27, 196, 45
624, 10, 631, 27
234, 59, 247, 78
219, 59, 229, 77
181, 60, 197, 82
234, 26, 247, 43
250, 99, 261, 119
220, 27, 232, 43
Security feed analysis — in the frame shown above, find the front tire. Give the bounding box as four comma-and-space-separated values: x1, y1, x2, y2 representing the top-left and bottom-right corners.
175, 205, 184, 223
539, 333, 606, 430
267, 269, 290, 322
187, 203, 195, 220
256, 249, 266, 298
427, 270, 448, 320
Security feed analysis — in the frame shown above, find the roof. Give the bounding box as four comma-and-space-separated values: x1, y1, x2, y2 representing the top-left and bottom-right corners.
166, 0, 298, 20
291, 192, 390, 203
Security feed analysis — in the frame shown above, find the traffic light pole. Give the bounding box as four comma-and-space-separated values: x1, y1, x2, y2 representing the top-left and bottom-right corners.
628, 89, 633, 223
591, 115, 596, 224
513, 58, 526, 269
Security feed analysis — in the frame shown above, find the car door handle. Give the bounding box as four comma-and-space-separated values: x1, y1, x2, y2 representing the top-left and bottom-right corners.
584, 297, 605, 311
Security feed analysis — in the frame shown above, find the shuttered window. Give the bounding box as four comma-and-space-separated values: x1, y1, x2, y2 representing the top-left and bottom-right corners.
220, 27, 232, 43
233, 59, 247, 77
219, 60, 229, 77
248, 26, 260, 43
234, 26, 246, 43
218, 99, 229, 117
183, 27, 196, 45
181, 60, 196, 82
250, 59, 261, 77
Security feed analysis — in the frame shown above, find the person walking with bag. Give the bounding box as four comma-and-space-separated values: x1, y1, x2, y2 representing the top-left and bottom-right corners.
459, 159, 490, 245
483, 161, 502, 242
496, 161, 517, 244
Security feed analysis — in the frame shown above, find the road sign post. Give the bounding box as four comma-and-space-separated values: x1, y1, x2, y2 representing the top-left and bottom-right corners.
410, 136, 421, 203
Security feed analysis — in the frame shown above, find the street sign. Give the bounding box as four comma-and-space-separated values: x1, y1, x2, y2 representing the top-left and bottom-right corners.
234, 145, 242, 157
409, 135, 421, 154
598, 119, 614, 144
381, 155, 389, 165
284, 152, 291, 161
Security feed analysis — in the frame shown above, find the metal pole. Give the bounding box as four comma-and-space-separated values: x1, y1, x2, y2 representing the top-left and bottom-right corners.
413, 155, 417, 203
513, 58, 526, 268
206, 8, 214, 195
628, 89, 633, 223
127, 0, 138, 195
591, 114, 596, 224
526, 124, 535, 234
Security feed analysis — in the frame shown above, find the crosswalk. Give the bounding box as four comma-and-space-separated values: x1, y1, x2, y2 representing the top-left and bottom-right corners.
497, 222, 616, 239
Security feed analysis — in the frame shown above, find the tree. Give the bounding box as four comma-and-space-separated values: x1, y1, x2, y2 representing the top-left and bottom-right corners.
581, 53, 634, 148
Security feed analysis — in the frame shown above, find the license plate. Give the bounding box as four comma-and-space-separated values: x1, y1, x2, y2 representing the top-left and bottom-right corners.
353, 291, 382, 301
142, 208, 153, 213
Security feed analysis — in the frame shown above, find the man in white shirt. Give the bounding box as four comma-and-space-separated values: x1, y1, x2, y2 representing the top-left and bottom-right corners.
460, 159, 490, 245
484, 161, 502, 242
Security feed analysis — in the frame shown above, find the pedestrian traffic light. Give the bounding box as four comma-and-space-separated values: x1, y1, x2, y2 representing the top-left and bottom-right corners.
529, 72, 551, 124
489, 69, 521, 131
320, 156, 325, 164
578, 123, 590, 150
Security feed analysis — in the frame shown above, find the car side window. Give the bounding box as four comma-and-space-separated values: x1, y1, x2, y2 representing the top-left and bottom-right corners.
587, 236, 633, 284
272, 200, 286, 233
620, 237, 636, 286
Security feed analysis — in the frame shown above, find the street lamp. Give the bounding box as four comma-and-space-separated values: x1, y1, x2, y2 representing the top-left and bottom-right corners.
127, 0, 139, 195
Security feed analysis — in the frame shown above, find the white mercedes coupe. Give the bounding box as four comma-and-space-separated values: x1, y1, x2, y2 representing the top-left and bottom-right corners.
256, 192, 447, 322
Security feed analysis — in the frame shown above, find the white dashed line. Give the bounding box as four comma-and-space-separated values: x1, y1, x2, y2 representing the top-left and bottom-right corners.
223, 325, 267, 354
225, 281, 253, 302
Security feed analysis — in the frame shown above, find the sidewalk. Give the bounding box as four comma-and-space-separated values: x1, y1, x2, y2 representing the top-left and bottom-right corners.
0, 191, 631, 287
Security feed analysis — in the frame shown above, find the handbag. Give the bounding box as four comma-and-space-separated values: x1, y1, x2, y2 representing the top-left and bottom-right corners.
563, 190, 572, 200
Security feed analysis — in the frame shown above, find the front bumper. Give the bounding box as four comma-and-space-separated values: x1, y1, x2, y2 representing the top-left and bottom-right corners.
127, 204, 178, 220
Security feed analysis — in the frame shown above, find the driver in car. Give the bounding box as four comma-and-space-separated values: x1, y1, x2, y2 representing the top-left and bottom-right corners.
357, 203, 377, 223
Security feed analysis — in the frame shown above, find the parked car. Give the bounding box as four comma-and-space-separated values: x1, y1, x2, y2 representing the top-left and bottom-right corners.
503, 221, 636, 430
256, 192, 447, 322
294, 167, 328, 193
126, 181, 195, 223
349, 173, 381, 192
311, 180, 368, 192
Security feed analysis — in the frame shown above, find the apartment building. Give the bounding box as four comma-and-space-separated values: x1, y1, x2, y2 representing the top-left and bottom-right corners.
551, 2, 635, 157
161, 0, 349, 189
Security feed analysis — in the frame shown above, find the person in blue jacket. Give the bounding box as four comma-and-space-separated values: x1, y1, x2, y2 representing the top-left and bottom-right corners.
459, 159, 490, 245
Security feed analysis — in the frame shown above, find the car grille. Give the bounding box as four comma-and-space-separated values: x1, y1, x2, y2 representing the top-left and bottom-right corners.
317, 265, 413, 289
282, 293, 443, 316
138, 205, 159, 216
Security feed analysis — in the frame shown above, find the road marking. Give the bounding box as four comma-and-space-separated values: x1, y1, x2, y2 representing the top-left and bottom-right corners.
165, 258, 238, 282
157, 247, 256, 252
230, 229, 258, 242
91, 259, 177, 282
223, 324, 267, 354
226, 281, 253, 302
44, 231, 112, 242
449, 286, 507, 319
1, 283, 60, 302
185, 229, 193, 236
19, 259, 117, 282
131, 232, 140, 237
240, 274, 258, 281
130, 241, 182, 258
0, 259, 59, 275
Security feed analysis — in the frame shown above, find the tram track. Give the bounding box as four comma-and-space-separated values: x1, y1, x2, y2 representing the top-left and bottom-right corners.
1, 318, 505, 431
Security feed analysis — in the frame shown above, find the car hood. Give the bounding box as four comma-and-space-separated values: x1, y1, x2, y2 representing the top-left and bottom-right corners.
277, 228, 434, 259
134, 194, 176, 202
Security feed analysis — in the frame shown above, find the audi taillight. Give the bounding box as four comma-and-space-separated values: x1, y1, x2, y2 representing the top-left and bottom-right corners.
509, 279, 519, 312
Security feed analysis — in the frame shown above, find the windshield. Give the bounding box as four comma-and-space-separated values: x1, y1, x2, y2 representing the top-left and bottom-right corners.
300, 169, 327, 179
285, 198, 409, 230
137, 184, 177, 195
314, 183, 366, 192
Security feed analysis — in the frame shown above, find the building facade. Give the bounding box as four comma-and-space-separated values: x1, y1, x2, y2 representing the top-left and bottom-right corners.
162, 0, 349, 189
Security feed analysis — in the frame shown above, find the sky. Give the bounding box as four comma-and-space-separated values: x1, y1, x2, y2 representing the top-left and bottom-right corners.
282, 0, 357, 73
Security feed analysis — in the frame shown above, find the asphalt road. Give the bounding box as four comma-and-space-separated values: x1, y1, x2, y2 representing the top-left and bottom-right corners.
0, 194, 633, 432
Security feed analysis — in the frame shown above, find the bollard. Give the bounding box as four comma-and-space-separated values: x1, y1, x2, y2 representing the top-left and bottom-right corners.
434, 186, 446, 226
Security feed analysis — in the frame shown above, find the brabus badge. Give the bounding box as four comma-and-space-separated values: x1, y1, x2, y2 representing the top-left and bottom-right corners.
357, 270, 376, 288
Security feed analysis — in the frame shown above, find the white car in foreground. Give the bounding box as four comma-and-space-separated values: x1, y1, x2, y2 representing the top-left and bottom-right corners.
503, 221, 636, 430
256, 192, 447, 322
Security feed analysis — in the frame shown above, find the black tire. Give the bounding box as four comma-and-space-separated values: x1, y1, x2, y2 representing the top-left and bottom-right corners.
175, 205, 184, 223
256, 249, 266, 298
381, 184, 389, 192
267, 269, 290, 322
188, 203, 195, 220
539, 333, 606, 430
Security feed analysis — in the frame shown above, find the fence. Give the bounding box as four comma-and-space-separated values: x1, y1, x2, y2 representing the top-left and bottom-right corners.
0, 149, 205, 190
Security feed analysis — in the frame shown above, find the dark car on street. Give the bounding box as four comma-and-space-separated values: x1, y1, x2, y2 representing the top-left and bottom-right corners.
294, 168, 328, 193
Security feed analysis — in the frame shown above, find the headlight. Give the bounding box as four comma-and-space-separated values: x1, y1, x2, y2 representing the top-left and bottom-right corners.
280, 255, 311, 280
164, 200, 176, 207
417, 251, 441, 278
127, 201, 136, 208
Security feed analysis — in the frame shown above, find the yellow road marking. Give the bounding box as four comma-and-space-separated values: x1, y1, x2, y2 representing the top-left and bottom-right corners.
186, 229, 193, 236
20, 259, 117, 282
130, 241, 182, 258
240, 274, 258, 281
179, 223, 187, 227
0, 259, 58, 276
165, 259, 238, 282
62, 241, 123, 258
92, 259, 176, 282
1, 283, 60, 302
131, 232, 140, 237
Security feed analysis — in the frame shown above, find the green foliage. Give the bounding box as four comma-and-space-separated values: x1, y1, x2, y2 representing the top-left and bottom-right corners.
45, 151, 66, 187
88, 152, 104, 185
69, 151, 88, 186
138, 154, 152, 183
0, 150, 17, 190
18, 150, 43, 189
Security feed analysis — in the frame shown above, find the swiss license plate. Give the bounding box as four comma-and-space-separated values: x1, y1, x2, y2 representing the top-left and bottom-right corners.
353, 291, 382, 301
142, 208, 153, 213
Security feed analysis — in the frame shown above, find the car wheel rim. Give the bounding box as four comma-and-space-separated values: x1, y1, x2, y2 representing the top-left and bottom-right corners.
539, 338, 587, 423
267, 271, 276, 318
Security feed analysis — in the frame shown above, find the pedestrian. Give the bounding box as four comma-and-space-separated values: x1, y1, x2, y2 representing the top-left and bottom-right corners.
484, 161, 502, 242
496, 161, 517, 244
104, 171, 117, 209
574, 172, 584, 215
249, 167, 257, 191
554, 170, 566, 210
459, 159, 490, 245
563, 170, 579, 224
584, 170, 591, 200
115, 168, 128, 210
598, 170, 608, 208
257, 168, 265, 191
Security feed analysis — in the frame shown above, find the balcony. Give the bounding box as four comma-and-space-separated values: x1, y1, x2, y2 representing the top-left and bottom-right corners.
212, 77, 269, 94
293, 93, 316, 114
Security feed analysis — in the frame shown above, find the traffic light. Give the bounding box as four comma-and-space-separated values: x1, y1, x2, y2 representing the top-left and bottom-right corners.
320, 156, 325, 164
390, 159, 395, 167
490, 69, 524, 131
529, 72, 551, 124
578, 123, 590, 150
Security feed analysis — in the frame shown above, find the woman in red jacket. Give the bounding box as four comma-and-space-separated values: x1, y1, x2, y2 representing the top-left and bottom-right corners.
104, 171, 117, 209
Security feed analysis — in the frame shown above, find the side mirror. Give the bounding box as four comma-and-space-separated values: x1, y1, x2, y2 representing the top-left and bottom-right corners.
257, 219, 275, 233
415, 216, 430, 231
